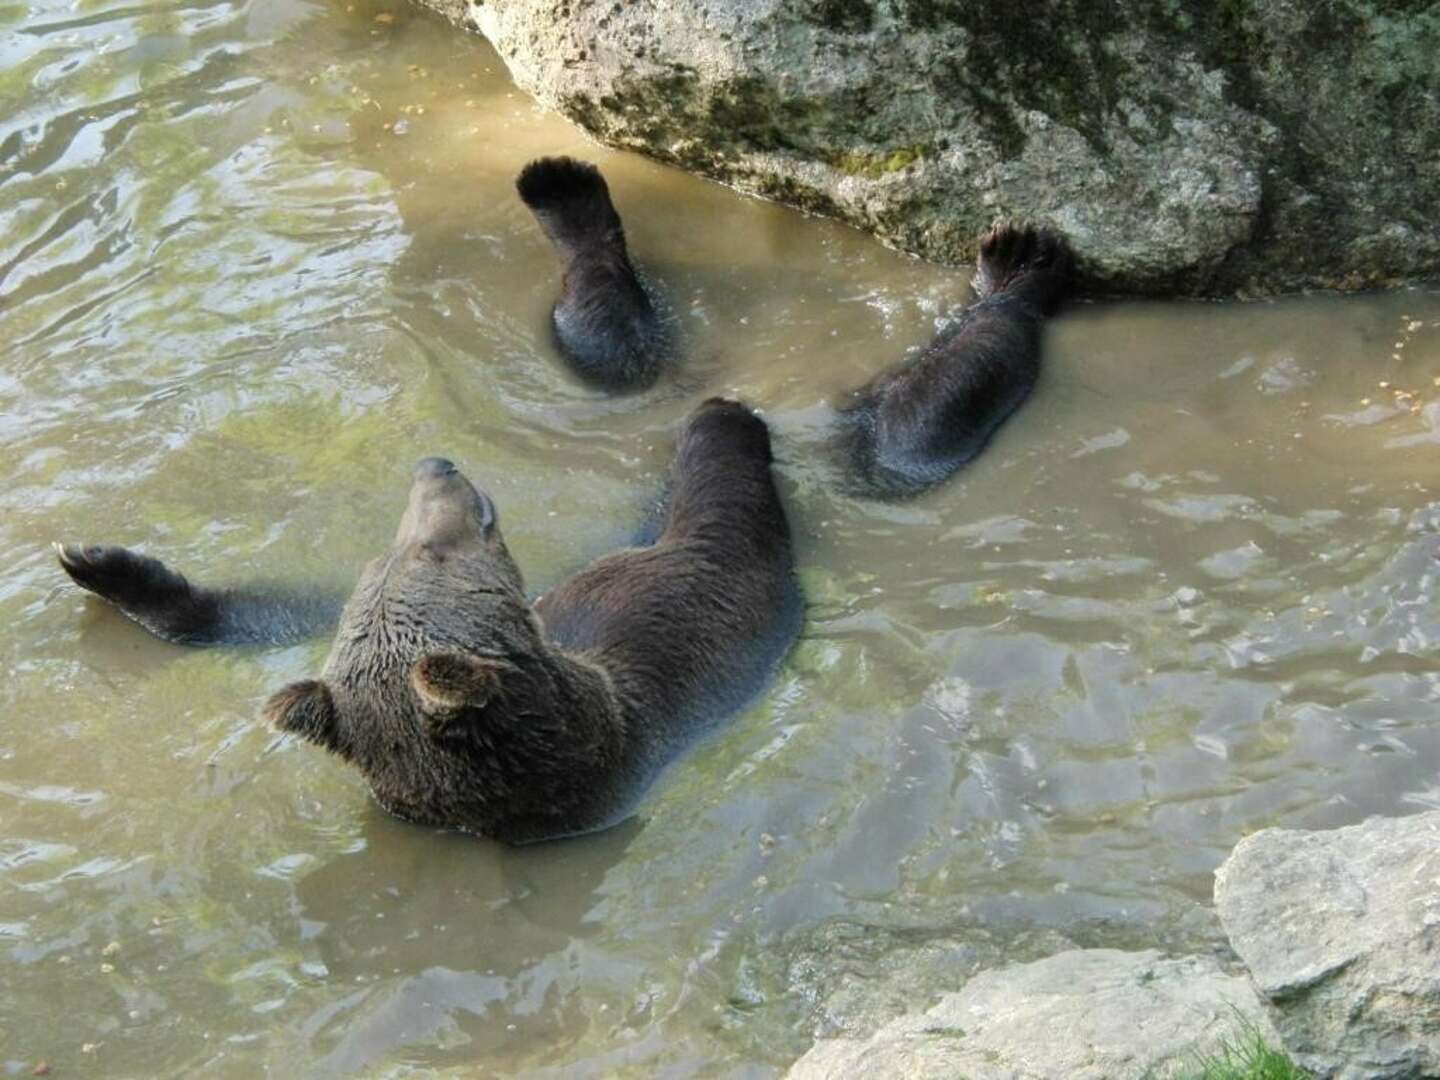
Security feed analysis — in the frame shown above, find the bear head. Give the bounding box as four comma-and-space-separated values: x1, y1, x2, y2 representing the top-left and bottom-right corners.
261, 457, 612, 836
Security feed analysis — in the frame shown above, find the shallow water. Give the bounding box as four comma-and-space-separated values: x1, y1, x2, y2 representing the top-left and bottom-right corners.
2, 0, 1437, 1074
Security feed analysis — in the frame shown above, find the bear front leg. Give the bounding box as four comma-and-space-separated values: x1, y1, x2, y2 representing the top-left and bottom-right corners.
55, 544, 224, 644
55, 543, 341, 646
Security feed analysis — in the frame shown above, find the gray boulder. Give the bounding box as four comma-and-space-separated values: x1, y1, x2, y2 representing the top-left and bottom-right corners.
418, 0, 1440, 296
786, 948, 1276, 1079
1215, 811, 1440, 1080
781, 921, 1077, 1042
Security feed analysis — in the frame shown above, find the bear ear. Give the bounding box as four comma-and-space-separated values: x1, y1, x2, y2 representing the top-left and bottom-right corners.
410, 652, 512, 730
263, 679, 344, 756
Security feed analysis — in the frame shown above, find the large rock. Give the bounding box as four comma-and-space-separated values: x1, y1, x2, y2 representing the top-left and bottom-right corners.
1215, 811, 1440, 1080
420, 0, 1440, 296
781, 921, 1075, 1041
786, 948, 1276, 1079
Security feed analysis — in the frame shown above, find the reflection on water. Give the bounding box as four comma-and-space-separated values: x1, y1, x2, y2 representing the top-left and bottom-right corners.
1, 0, 1438, 1073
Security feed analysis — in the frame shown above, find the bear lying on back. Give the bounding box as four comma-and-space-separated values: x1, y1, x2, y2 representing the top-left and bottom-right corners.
836, 223, 1072, 498
56, 399, 800, 843
517, 156, 671, 392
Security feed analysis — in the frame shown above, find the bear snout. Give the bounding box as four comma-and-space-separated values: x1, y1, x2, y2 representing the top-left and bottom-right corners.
414, 457, 458, 480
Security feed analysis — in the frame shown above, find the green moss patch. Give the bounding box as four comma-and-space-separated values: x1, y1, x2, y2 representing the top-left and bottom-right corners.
827, 143, 929, 176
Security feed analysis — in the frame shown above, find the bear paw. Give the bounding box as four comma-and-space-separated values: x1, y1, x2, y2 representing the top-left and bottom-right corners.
973, 222, 1072, 311
54, 543, 195, 612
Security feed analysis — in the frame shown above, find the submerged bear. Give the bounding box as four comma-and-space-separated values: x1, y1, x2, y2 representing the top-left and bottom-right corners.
57, 399, 801, 844
836, 223, 1072, 499
517, 156, 671, 392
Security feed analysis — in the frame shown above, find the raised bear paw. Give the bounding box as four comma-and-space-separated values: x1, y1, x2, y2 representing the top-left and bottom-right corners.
515, 156, 609, 215
972, 222, 1073, 313
680, 397, 773, 462
54, 543, 191, 607
54, 543, 216, 641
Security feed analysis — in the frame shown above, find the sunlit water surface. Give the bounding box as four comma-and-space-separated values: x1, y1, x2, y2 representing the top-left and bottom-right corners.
2, 0, 1438, 1074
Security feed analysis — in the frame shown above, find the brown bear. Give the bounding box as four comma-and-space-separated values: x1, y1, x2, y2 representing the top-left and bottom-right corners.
516, 156, 672, 392
836, 223, 1072, 498
56, 398, 800, 843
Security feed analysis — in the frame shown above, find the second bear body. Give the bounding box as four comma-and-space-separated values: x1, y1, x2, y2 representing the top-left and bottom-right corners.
837, 224, 1072, 498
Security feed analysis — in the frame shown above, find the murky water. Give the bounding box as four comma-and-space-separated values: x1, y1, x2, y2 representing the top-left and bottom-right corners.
2, 0, 1438, 1074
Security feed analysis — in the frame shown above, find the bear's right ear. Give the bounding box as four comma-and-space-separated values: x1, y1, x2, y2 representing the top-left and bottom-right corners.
263, 680, 345, 757
410, 652, 513, 732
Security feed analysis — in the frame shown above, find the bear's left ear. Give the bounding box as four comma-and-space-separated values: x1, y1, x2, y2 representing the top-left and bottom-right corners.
410, 653, 514, 730
264, 679, 346, 757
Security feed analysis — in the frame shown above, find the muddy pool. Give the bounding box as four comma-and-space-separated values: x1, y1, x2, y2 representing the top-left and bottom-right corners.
2, 0, 1438, 1074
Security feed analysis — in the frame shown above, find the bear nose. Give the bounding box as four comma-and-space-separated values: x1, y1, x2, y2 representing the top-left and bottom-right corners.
414, 457, 458, 479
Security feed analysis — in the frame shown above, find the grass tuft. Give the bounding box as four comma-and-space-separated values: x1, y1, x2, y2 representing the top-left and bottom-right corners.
1168, 1027, 1311, 1080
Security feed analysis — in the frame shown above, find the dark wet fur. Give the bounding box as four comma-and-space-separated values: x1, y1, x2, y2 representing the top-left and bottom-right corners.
54, 543, 341, 645
56, 401, 800, 844
516, 156, 671, 392
536, 400, 802, 750
836, 224, 1072, 498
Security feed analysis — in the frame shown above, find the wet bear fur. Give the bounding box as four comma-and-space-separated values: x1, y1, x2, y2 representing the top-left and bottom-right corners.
837, 223, 1072, 498
517, 156, 670, 392
57, 399, 799, 844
